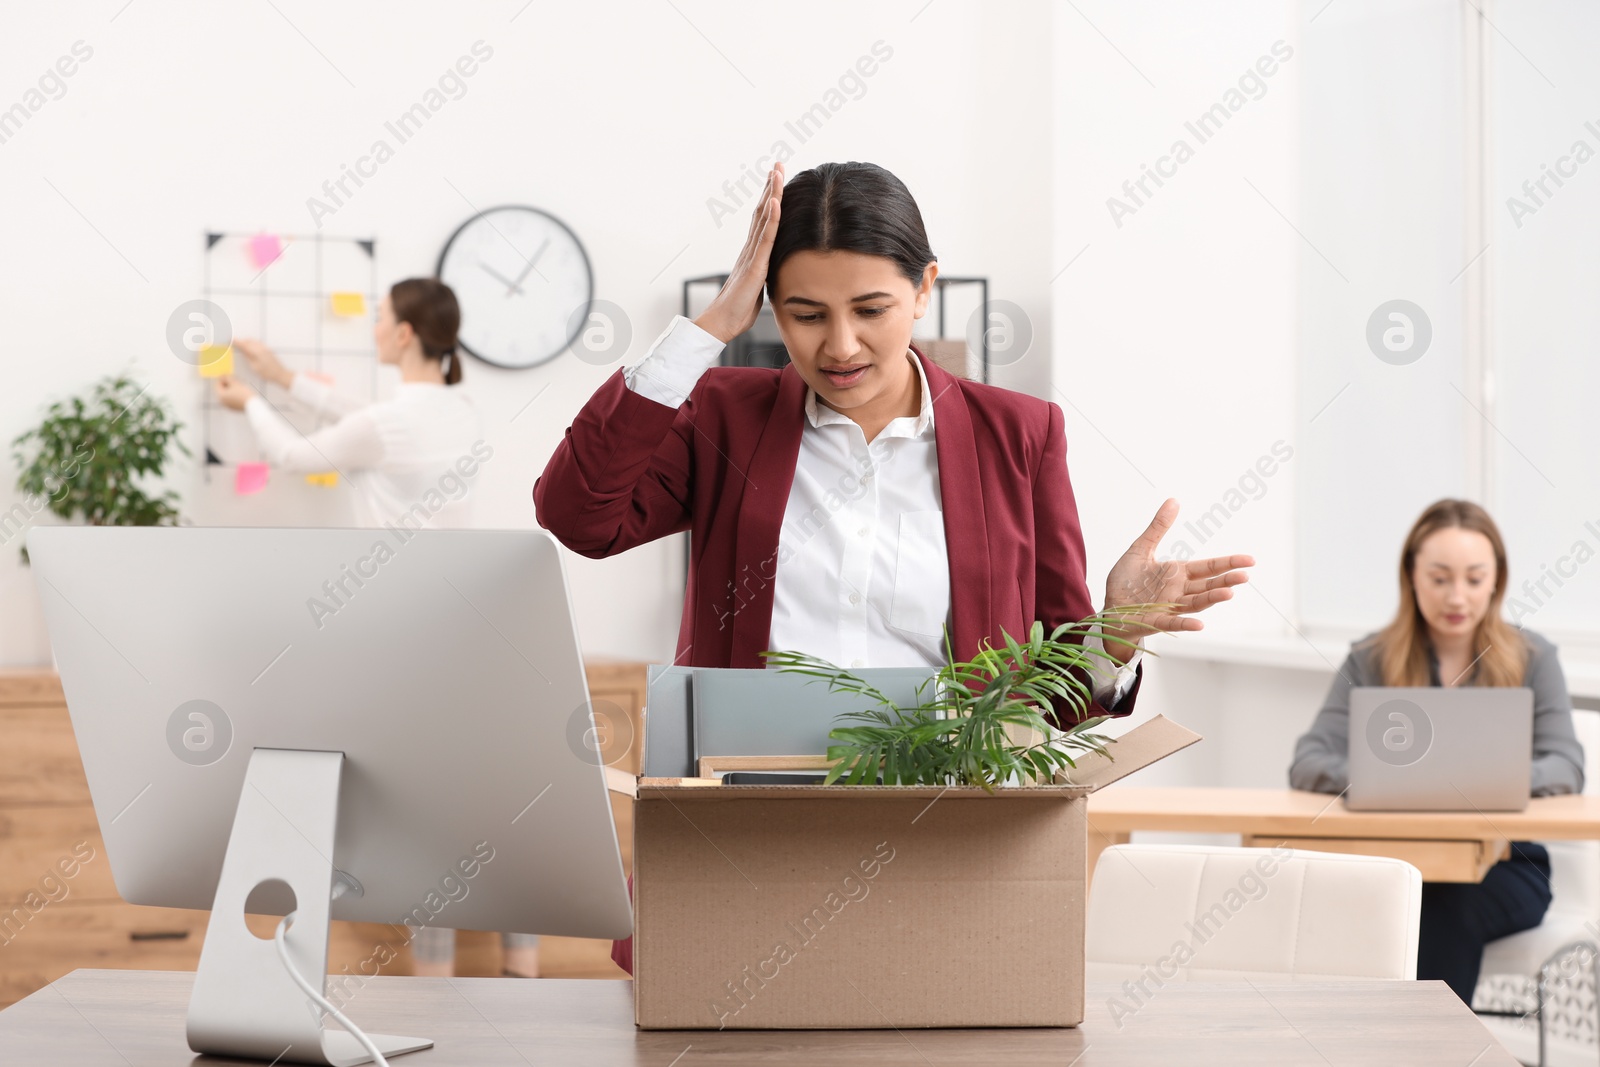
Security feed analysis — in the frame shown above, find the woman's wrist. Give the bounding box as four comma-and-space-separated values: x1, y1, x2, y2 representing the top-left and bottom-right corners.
1098, 602, 1143, 664
1101, 636, 1139, 665
692, 313, 737, 345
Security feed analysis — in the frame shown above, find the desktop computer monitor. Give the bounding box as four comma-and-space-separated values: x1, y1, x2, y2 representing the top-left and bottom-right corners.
28, 526, 632, 1065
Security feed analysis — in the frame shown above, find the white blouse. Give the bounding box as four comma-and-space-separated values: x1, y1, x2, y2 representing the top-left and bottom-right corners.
244, 374, 485, 529
625, 316, 1137, 700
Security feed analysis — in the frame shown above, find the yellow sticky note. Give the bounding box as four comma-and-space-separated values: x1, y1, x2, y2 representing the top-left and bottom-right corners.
305, 472, 339, 488
198, 344, 234, 378
330, 292, 366, 317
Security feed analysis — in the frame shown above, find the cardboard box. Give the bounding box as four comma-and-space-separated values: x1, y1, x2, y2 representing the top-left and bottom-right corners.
631, 715, 1201, 1029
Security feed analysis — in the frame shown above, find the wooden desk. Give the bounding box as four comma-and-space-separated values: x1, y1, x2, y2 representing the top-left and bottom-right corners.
1088, 786, 1600, 883
0, 969, 1517, 1065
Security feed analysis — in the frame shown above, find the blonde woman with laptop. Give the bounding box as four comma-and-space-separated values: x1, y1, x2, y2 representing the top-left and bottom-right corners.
1289, 498, 1585, 1003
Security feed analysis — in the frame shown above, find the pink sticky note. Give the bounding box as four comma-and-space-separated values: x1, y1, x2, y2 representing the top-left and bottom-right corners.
302, 371, 334, 385
247, 233, 283, 269
235, 462, 269, 496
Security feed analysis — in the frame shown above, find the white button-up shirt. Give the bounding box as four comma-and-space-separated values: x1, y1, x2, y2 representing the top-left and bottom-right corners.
625, 316, 1136, 698
769, 345, 948, 668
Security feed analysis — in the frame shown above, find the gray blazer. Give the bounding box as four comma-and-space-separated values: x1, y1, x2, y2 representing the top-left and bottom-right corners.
1288, 628, 1586, 796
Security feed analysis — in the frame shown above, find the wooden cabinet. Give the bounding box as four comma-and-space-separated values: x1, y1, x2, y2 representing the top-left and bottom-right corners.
0, 662, 648, 1007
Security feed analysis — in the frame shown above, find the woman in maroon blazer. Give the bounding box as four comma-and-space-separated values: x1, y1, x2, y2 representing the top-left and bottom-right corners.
535, 161, 1252, 973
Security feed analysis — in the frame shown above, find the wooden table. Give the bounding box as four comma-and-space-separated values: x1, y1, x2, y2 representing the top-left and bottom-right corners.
1088, 786, 1600, 883
0, 969, 1517, 1065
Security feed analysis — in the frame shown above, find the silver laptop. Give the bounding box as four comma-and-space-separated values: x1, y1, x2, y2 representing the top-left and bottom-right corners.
1347, 686, 1533, 812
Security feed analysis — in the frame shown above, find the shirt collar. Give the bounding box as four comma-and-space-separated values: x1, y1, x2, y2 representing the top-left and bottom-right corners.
803, 349, 936, 438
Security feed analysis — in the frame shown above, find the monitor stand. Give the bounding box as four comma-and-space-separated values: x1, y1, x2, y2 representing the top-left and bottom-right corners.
186, 747, 432, 1065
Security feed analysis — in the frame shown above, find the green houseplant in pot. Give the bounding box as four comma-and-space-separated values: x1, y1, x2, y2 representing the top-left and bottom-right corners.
760, 609, 1167, 791
12, 374, 189, 561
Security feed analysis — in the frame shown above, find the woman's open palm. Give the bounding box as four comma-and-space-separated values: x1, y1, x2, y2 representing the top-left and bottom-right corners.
694, 162, 784, 344
1101, 498, 1255, 655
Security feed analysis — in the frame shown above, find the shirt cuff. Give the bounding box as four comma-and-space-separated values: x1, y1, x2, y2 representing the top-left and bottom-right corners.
624, 315, 726, 408
1085, 632, 1142, 708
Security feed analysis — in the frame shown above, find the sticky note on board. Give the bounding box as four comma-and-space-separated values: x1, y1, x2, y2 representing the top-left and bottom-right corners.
198, 344, 234, 377
235, 463, 269, 495
330, 292, 366, 317
305, 472, 339, 488
248, 233, 283, 269
302, 371, 335, 385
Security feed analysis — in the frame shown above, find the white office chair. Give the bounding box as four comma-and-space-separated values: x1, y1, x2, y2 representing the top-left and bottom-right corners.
1472, 708, 1600, 1067
1086, 844, 1422, 984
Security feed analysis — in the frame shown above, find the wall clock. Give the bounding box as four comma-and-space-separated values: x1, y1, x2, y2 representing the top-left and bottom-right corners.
436, 205, 593, 369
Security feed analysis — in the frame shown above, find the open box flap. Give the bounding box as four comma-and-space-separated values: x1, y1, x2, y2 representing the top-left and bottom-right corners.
1057, 714, 1201, 792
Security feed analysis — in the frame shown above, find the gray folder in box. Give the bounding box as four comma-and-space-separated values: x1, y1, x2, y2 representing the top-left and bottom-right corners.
640, 666, 939, 778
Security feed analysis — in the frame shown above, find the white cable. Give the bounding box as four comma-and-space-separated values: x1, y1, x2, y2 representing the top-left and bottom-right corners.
274, 910, 391, 1067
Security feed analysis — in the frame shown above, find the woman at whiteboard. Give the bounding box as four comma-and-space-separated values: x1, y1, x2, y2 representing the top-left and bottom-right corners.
1289, 499, 1585, 1004
534, 161, 1257, 975
214, 278, 485, 531
217, 279, 539, 978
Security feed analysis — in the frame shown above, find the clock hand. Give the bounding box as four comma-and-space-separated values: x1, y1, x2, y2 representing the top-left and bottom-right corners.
479, 261, 526, 297
509, 237, 551, 290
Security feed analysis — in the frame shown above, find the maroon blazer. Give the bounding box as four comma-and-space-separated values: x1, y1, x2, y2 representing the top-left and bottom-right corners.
535, 345, 1143, 976
535, 346, 1143, 709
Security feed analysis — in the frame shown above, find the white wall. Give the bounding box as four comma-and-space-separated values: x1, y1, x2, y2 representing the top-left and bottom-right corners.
1050, 0, 1316, 778
1050, 0, 1600, 790
0, 0, 1056, 667
1490, 0, 1600, 640
1293, 0, 1471, 634
1049, 0, 1299, 633
1051, 0, 1300, 632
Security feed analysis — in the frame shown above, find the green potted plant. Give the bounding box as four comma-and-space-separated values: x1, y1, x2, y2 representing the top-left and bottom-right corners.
12, 374, 189, 561
761, 610, 1165, 791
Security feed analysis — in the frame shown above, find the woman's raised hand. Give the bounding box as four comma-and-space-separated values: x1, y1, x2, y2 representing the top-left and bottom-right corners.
234, 338, 293, 389
213, 376, 256, 412
694, 162, 784, 344
1099, 498, 1256, 661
